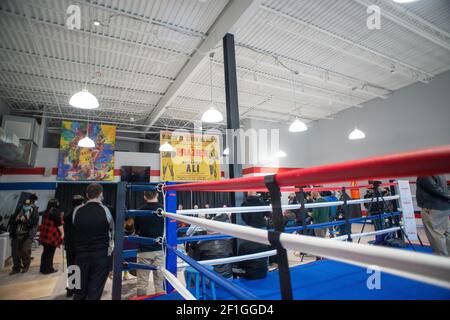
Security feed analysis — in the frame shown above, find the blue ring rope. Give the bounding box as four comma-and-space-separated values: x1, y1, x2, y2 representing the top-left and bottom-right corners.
168, 246, 259, 300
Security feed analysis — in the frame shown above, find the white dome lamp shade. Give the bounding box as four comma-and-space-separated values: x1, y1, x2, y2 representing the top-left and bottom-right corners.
69, 88, 99, 109
275, 150, 287, 158
392, 0, 420, 3
78, 136, 96, 148
78, 123, 95, 148
348, 127, 366, 140
289, 118, 308, 133
201, 104, 223, 123
159, 141, 174, 152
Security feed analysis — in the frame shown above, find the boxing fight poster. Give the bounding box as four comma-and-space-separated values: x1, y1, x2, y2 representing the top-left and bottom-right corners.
57, 121, 116, 181
160, 130, 220, 182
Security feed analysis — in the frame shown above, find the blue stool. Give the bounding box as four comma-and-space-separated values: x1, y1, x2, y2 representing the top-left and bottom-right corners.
185, 266, 216, 300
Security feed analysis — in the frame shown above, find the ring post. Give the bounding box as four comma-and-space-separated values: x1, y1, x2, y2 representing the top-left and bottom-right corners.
164, 182, 177, 293
342, 187, 352, 242
112, 181, 126, 300
295, 187, 308, 234
264, 175, 293, 300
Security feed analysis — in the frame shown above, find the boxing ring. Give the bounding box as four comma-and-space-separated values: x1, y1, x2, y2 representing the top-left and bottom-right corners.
111, 145, 450, 300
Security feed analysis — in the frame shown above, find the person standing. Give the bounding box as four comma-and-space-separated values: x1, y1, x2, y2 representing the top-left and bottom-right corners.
39, 199, 64, 274
73, 184, 114, 300
63, 194, 84, 297
134, 191, 165, 296
311, 191, 330, 238
8, 198, 39, 275
416, 175, 450, 256
192, 216, 233, 279
241, 191, 270, 228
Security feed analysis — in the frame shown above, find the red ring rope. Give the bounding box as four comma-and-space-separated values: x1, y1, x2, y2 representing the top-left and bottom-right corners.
165, 145, 450, 192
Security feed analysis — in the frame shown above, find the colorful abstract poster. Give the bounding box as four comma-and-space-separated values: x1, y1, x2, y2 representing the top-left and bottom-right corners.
57, 121, 116, 181
160, 130, 220, 182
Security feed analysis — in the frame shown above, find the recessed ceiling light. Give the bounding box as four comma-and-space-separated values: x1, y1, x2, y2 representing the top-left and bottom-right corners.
93, 20, 101, 26
392, 0, 420, 3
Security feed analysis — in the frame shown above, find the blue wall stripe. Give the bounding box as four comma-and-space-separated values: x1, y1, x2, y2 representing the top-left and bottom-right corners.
0, 182, 57, 190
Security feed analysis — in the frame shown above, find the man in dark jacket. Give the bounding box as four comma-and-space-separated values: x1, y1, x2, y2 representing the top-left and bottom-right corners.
416, 175, 450, 256
191, 214, 233, 278
73, 184, 114, 300
63, 194, 84, 297
236, 240, 269, 280
241, 191, 270, 228
134, 190, 165, 296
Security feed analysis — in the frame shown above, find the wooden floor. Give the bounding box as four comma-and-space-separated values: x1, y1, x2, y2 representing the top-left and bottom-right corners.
0, 223, 429, 300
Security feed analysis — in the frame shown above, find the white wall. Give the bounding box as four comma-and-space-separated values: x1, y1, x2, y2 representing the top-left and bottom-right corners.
308, 70, 450, 166
240, 118, 311, 169
241, 70, 450, 169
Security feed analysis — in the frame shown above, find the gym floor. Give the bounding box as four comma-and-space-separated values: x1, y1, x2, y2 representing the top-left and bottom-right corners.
0, 223, 429, 300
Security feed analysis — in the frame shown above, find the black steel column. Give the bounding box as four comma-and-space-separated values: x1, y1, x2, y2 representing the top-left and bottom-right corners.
223, 33, 244, 265
112, 182, 126, 300
223, 33, 243, 206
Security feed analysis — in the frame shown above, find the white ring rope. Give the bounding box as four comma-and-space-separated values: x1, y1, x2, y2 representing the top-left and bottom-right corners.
177, 226, 404, 267
161, 267, 197, 300
332, 227, 401, 241
178, 250, 277, 268
163, 212, 450, 290
175, 195, 400, 215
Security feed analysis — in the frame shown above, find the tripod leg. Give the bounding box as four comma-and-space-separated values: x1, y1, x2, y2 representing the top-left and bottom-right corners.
417, 234, 424, 247
358, 220, 366, 244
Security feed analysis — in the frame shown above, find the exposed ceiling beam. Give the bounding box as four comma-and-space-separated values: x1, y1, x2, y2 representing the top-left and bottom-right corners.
21, 1, 63, 117
143, 0, 264, 132
234, 45, 392, 98
353, 0, 450, 52
0, 9, 189, 58
260, 4, 434, 83
0, 46, 174, 82
76, 0, 207, 39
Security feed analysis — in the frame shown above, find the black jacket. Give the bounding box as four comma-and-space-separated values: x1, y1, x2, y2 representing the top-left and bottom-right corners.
8, 205, 39, 239
63, 207, 77, 251
416, 176, 450, 210
193, 239, 233, 278
237, 240, 269, 280
73, 202, 112, 255
134, 202, 164, 252
338, 192, 362, 218
241, 196, 270, 229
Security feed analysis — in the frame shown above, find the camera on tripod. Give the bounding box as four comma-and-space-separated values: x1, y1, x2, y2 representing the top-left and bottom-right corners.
368, 180, 382, 187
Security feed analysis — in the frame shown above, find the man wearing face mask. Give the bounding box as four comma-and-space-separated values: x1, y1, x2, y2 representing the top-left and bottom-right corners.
72, 183, 114, 300
8, 198, 39, 275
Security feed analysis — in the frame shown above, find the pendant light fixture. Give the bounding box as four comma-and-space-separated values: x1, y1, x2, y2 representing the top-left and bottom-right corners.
348, 127, 366, 140
275, 150, 287, 158
289, 118, 308, 132
201, 53, 223, 123
288, 70, 307, 133
159, 141, 174, 152
78, 122, 95, 148
159, 128, 174, 152
70, 15, 99, 110
393, 0, 419, 3
69, 88, 99, 109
